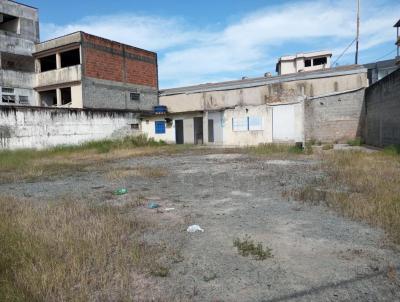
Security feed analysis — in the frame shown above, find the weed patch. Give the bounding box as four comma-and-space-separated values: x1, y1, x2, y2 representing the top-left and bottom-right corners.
233, 235, 273, 260
293, 150, 400, 243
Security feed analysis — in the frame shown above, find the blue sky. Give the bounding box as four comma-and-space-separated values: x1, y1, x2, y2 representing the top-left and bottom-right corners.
23, 0, 400, 88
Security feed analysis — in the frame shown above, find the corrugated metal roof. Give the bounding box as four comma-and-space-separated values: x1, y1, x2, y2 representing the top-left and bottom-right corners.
160, 65, 367, 96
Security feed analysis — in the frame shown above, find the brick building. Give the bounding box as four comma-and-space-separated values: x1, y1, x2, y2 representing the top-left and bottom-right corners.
33, 32, 158, 110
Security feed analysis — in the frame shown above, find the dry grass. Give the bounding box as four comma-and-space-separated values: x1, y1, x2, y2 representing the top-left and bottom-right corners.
0, 197, 169, 301
0, 136, 189, 184
294, 150, 400, 243
106, 166, 168, 181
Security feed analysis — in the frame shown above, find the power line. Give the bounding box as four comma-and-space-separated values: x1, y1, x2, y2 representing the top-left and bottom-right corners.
374, 49, 396, 61
333, 38, 357, 66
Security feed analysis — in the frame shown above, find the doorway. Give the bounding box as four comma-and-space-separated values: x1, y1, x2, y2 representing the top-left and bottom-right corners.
175, 120, 184, 144
193, 117, 203, 144
208, 119, 214, 143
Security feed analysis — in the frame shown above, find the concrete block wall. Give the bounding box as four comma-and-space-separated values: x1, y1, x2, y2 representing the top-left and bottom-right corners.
304, 89, 365, 143
0, 106, 140, 149
365, 68, 400, 147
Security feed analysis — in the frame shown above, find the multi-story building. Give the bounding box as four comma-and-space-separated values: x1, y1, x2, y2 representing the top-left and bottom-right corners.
276, 50, 332, 76
32, 32, 158, 110
1, 0, 158, 110
0, 0, 39, 106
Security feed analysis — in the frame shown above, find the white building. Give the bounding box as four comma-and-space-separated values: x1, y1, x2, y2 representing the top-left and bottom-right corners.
276, 50, 332, 76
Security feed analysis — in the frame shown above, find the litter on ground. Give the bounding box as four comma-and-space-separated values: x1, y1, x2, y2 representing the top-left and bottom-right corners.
187, 225, 204, 233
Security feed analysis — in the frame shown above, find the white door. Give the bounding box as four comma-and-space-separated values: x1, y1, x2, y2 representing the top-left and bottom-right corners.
273, 105, 297, 142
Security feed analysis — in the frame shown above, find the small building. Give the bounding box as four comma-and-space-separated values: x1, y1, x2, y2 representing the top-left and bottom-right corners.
364, 59, 399, 84
276, 50, 332, 76
0, 0, 39, 106
142, 64, 368, 146
33, 32, 158, 110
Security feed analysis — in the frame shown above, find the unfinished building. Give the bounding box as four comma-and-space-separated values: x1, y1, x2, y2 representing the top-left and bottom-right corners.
0, 0, 39, 106
33, 32, 158, 110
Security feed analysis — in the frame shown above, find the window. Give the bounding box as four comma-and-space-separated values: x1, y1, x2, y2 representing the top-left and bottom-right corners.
60, 87, 72, 105
155, 121, 166, 134
248, 116, 263, 131
130, 123, 139, 130
2, 87, 14, 94
232, 117, 248, 132
0, 13, 20, 34
60, 49, 81, 68
2, 95, 16, 103
305, 59, 312, 67
19, 96, 29, 104
39, 54, 57, 72
130, 92, 140, 101
313, 57, 327, 66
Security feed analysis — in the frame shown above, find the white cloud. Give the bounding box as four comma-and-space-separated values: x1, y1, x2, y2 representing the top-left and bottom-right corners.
41, 0, 400, 88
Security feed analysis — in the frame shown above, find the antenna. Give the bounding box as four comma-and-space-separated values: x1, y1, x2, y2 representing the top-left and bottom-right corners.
355, 0, 360, 64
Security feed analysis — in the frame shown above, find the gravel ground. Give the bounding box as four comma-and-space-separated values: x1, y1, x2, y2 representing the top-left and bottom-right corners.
2, 151, 400, 301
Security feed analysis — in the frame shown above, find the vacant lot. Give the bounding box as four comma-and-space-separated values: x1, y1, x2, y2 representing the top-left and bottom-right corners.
0, 144, 399, 301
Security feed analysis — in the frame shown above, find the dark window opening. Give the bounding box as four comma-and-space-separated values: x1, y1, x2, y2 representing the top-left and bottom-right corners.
130, 123, 139, 130
305, 59, 312, 67
0, 13, 20, 34
19, 96, 29, 104
2, 95, 15, 103
1, 52, 35, 72
2, 87, 14, 94
130, 92, 140, 101
313, 57, 328, 66
60, 87, 72, 105
39, 55, 57, 72
60, 49, 80, 68
40, 90, 57, 106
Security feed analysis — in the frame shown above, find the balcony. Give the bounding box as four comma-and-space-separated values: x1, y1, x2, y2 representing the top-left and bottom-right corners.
36, 65, 82, 88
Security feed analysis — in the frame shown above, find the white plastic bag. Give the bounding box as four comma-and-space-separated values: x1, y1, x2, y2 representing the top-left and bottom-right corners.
187, 225, 204, 233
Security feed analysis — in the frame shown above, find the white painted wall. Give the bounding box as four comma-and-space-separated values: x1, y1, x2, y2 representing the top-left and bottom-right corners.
0, 107, 140, 149
222, 105, 273, 146
141, 113, 202, 144
272, 103, 304, 142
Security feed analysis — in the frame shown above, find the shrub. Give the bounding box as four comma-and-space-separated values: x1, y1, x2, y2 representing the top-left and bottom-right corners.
347, 137, 364, 146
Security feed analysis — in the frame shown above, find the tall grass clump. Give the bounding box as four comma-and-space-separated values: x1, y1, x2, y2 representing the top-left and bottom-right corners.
347, 137, 364, 146
0, 197, 164, 301
297, 150, 400, 243
247, 143, 305, 156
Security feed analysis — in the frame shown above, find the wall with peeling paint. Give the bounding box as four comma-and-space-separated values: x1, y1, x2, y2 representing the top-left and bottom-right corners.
0, 106, 140, 149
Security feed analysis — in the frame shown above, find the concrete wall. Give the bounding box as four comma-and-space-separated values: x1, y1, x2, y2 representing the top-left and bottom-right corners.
365, 68, 400, 147
0, 106, 140, 149
304, 89, 365, 143
82, 77, 157, 110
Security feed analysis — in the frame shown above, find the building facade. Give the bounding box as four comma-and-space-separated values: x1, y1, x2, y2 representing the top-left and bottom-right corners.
0, 0, 39, 106
143, 65, 368, 146
33, 32, 158, 110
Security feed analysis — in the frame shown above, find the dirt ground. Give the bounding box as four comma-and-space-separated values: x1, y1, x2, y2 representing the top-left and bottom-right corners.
2, 150, 400, 301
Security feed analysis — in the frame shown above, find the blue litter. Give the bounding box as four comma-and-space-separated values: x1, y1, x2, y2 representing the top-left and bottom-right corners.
147, 202, 160, 209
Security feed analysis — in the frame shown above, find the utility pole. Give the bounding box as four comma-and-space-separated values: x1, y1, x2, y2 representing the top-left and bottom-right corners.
355, 0, 360, 64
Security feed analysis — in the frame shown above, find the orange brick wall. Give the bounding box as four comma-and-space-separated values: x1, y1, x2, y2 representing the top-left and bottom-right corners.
82, 33, 158, 88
